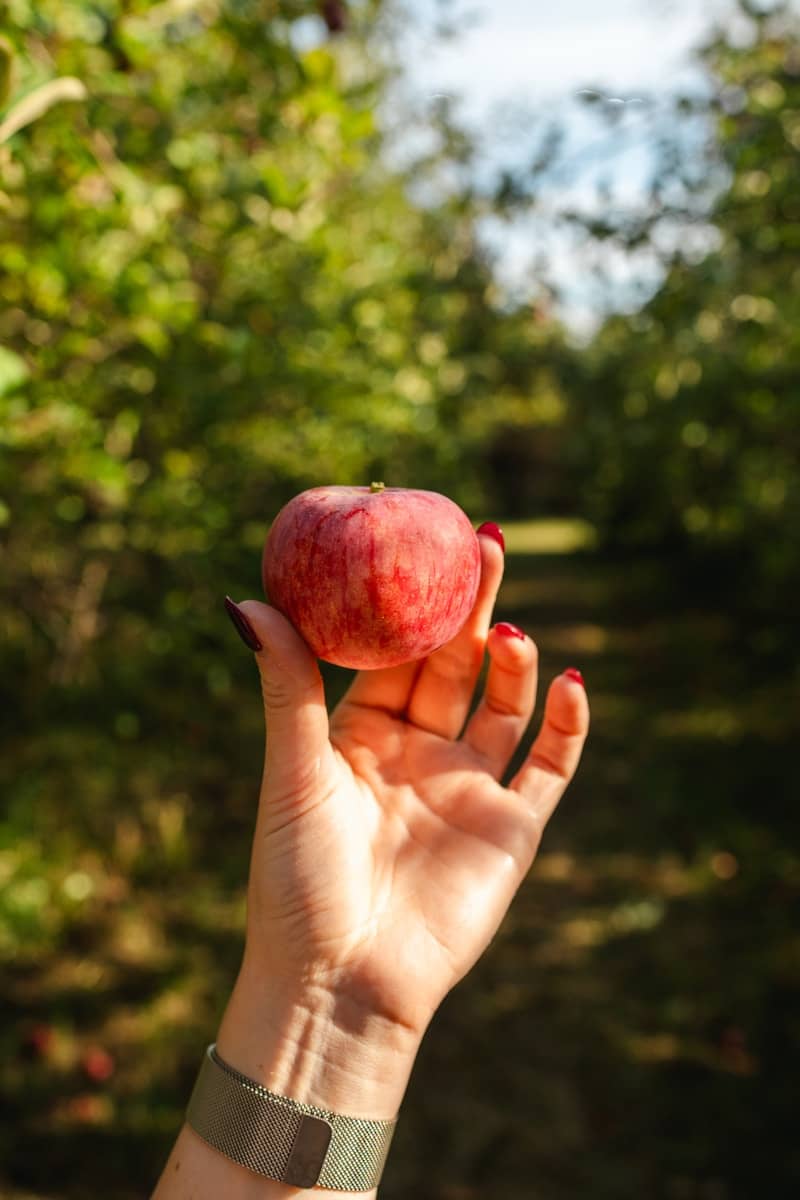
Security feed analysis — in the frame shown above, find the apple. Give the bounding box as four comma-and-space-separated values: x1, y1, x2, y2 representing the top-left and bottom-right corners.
82, 1045, 115, 1082
262, 483, 480, 669
24, 1023, 56, 1060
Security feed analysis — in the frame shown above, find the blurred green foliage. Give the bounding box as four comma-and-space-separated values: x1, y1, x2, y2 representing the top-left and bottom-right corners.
566, 5, 800, 610
1, 1, 798, 1197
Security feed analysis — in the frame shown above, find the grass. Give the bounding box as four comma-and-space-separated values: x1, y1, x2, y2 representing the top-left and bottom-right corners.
2, 533, 797, 1199
490, 518, 599, 556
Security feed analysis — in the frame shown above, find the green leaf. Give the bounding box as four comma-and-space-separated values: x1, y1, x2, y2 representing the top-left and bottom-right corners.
0, 76, 87, 144
0, 36, 14, 109
0, 346, 29, 397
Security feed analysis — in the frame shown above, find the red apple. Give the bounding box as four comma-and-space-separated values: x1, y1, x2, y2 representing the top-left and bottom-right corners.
25, 1023, 56, 1060
82, 1045, 115, 1082
262, 483, 481, 669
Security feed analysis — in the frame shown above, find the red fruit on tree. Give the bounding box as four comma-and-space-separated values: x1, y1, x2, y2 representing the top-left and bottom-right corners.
66, 1094, 108, 1123
262, 483, 481, 670
25, 1023, 56, 1059
82, 1045, 115, 1082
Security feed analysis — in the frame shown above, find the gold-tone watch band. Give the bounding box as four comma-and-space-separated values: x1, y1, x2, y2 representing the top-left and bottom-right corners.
186, 1044, 397, 1191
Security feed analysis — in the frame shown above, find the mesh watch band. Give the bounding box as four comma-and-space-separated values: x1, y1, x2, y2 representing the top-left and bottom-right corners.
186, 1044, 397, 1191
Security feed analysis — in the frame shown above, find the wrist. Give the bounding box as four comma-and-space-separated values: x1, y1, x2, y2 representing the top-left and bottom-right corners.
215, 959, 425, 1122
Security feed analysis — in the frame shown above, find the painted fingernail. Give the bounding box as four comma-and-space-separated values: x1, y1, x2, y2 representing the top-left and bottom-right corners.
564, 667, 584, 687
494, 621, 525, 641
224, 596, 262, 652
476, 521, 505, 553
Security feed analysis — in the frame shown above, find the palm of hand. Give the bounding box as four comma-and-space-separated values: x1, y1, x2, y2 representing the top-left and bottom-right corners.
329, 706, 536, 1017
246, 535, 588, 1033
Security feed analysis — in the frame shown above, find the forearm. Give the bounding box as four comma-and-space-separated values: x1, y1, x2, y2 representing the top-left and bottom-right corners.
152, 965, 424, 1199
155, 1126, 320, 1200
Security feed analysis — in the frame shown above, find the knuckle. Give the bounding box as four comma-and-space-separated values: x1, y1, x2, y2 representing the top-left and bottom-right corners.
485, 693, 525, 719
427, 646, 479, 688
264, 769, 336, 824
260, 674, 318, 712
529, 747, 571, 781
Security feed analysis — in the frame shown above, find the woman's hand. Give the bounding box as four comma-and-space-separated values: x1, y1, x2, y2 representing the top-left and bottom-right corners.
217, 529, 588, 1109
155, 527, 589, 1198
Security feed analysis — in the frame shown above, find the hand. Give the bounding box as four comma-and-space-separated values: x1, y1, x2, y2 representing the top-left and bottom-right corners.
217, 530, 589, 1111
155, 531, 589, 1198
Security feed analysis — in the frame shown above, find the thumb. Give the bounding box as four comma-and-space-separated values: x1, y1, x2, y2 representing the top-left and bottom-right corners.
224, 598, 331, 800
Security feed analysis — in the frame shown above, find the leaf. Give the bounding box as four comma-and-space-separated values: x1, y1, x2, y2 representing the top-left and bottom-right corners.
0, 36, 14, 109
0, 346, 29, 397
0, 76, 87, 144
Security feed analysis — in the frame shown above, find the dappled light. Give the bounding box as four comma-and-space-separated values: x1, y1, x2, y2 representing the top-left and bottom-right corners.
1, 1, 798, 1198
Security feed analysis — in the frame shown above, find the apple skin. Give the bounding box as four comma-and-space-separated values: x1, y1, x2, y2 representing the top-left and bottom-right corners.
262, 485, 481, 670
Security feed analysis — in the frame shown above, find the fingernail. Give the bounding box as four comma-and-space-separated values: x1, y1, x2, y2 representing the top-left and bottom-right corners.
224, 596, 263, 652
494, 621, 525, 641
564, 667, 584, 687
477, 521, 505, 553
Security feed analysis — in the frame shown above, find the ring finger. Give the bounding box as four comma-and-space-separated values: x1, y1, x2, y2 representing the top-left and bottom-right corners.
461, 622, 538, 778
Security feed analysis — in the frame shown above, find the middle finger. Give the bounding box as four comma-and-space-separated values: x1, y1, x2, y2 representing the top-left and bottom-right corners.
405, 524, 505, 739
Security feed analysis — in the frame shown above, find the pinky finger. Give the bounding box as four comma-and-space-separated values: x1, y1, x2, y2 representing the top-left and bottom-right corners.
509, 669, 590, 828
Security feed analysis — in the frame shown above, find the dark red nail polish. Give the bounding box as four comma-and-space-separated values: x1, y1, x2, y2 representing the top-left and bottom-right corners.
224, 596, 262, 652
564, 667, 584, 687
495, 621, 525, 641
477, 521, 505, 553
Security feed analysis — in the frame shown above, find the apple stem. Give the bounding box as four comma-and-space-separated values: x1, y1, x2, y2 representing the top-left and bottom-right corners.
369, 481, 386, 493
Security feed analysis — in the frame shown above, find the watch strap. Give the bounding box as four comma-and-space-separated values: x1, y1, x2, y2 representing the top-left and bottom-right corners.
186, 1044, 397, 1191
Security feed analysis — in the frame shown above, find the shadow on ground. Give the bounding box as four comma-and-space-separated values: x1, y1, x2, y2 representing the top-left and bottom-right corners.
2, 547, 797, 1199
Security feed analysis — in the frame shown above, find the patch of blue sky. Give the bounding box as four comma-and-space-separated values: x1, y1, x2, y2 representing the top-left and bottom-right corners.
292, 0, 796, 331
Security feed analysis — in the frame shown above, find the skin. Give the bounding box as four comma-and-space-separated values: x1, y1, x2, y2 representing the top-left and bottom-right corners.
153, 530, 589, 1199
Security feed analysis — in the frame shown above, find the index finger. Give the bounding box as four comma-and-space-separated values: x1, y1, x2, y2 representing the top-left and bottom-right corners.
336, 656, 422, 718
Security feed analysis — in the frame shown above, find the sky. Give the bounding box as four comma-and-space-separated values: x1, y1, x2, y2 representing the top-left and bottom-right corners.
393, 0, 743, 330
293, 0, 795, 330
400, 0, 724, 107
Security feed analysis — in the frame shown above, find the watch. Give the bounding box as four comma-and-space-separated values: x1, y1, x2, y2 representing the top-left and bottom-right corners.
186, 1044, 398, 1191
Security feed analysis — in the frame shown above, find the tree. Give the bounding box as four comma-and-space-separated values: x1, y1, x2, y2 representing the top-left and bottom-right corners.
565, 1, 800, 612
0, 0, 570, 966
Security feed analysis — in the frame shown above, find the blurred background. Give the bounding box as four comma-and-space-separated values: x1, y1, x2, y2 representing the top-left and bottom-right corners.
1, 0, 798, 1196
